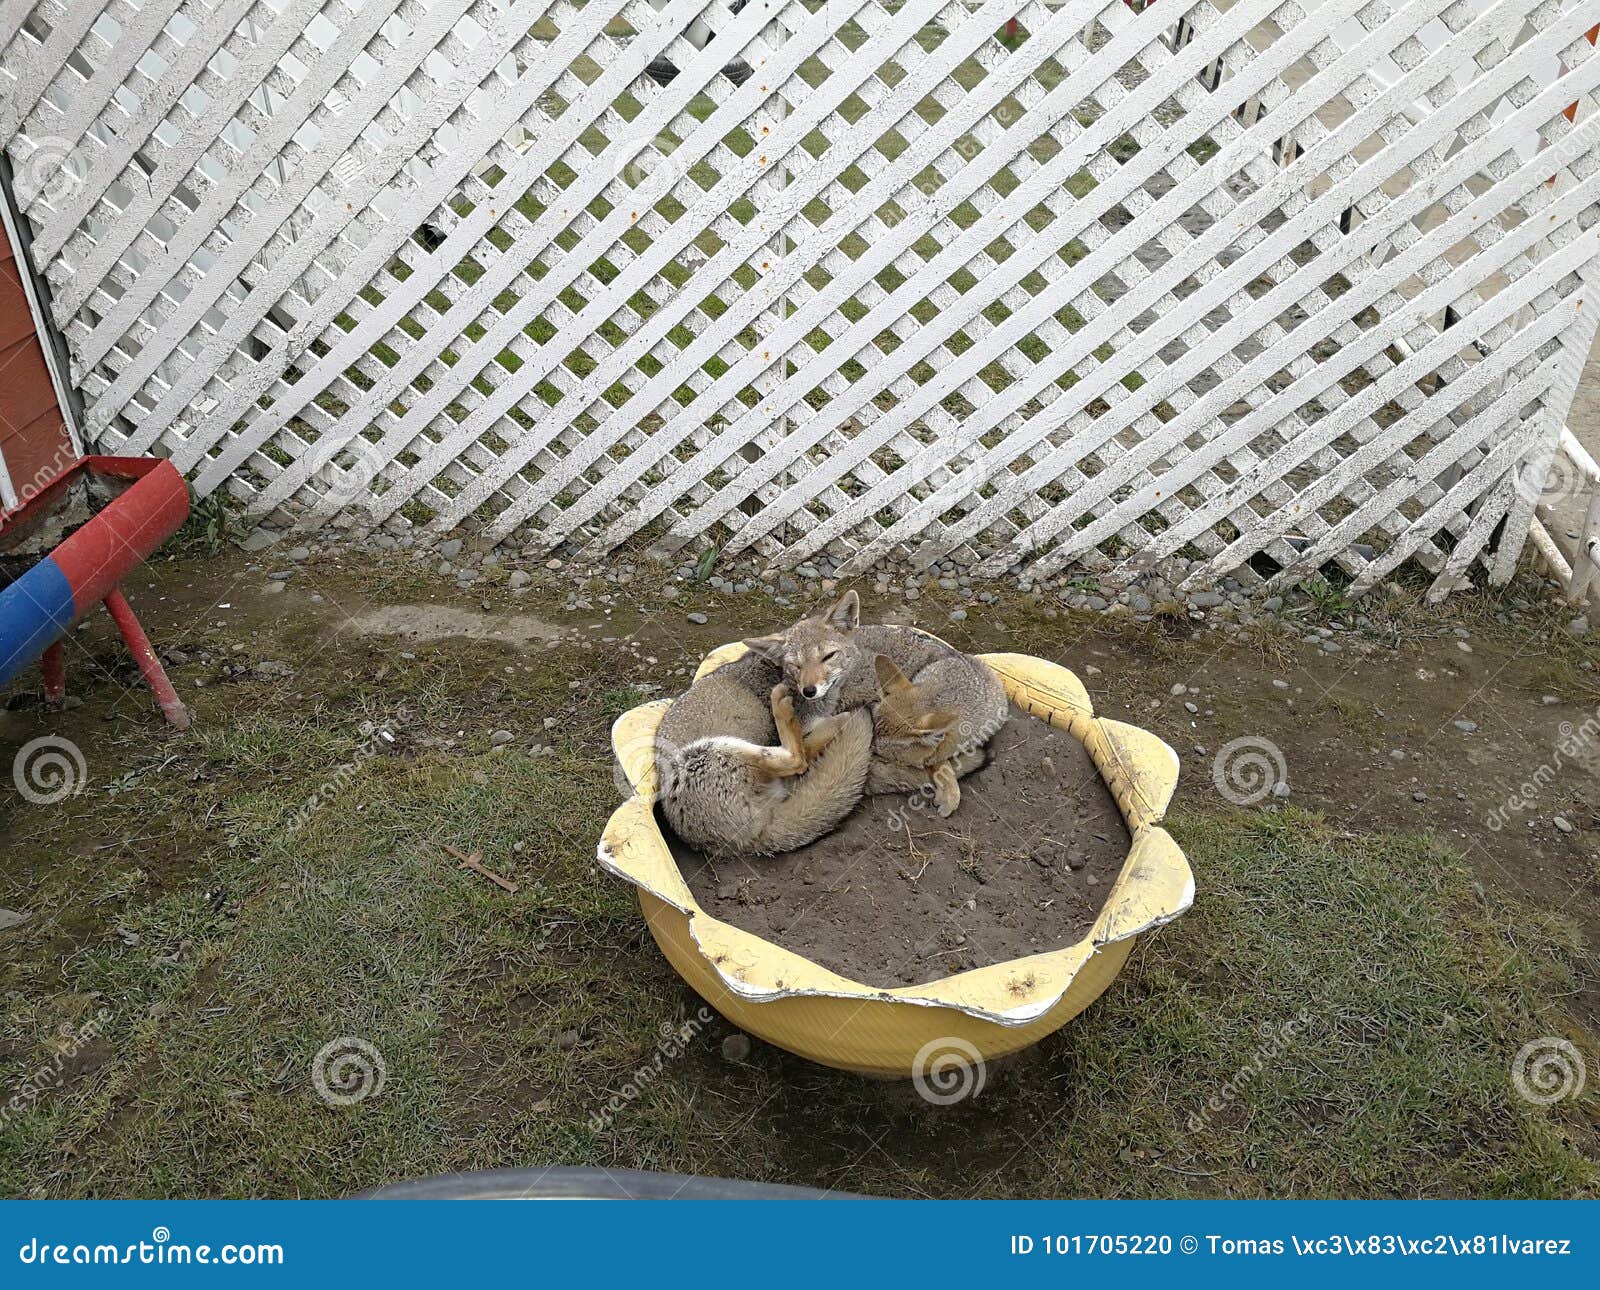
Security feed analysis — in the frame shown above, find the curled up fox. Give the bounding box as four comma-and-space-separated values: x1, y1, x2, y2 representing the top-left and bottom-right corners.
654, 591, 1008, 856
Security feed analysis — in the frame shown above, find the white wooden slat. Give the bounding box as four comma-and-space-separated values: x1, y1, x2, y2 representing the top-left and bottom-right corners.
333, 0, 893, 526
1093, 149, 1600, 582
116, 0, 559, 457
544, 0, 1244, 551
388, 0, 1081, 536
2, 0, 1597, 597
226, 0, 786, 512
788, 0, 1545, 572
28, 0, 261, 261
78, 0, 446, 409
0, 0, 111, 143
46, 0, 334, 310
8, 0, 188, 210
181, 0, 620, 485
1007, 56, 1600, 580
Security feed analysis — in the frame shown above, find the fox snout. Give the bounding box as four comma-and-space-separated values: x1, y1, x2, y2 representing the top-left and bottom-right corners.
795, 661, 840, 700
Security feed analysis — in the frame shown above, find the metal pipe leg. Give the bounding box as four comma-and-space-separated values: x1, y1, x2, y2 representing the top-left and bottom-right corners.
104, 586, 191, 731
41, 640, 65, 707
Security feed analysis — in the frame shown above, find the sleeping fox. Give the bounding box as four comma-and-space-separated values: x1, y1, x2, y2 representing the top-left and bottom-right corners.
651, 650, 872, 857
742, 591, 1008, 816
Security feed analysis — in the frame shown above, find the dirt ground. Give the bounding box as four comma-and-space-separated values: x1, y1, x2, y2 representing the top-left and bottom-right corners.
1, 539, 1598, 1198
676, 709, 1133, 987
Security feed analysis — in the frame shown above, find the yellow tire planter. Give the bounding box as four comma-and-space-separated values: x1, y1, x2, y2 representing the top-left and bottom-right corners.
599, 643, 1193, 1077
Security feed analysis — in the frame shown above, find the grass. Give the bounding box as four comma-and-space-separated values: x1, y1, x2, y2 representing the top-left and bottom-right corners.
2, 687, 1594, 1196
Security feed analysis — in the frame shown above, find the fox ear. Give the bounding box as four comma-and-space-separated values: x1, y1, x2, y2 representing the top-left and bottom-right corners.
742, 634, 785, 665
916, 709, 958, 734
826, 589, 860, 632
873, 654, 913, 695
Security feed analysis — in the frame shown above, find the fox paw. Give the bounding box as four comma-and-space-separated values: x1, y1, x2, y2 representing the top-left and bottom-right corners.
770, 683, 797, 725
936, 785, 960, 817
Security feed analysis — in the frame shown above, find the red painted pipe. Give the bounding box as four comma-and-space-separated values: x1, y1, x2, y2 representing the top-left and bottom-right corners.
105, 586, 190, 731
48, 457, 190, 616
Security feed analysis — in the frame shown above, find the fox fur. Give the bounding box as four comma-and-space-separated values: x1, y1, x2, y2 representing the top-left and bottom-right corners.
743, 591, 1008, 816
653, 651, 872, 857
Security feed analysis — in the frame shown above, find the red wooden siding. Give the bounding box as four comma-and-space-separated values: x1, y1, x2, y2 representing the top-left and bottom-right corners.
0, 215, 74, 507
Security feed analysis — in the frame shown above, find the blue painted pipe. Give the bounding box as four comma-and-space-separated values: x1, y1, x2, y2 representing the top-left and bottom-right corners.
0, 556, 75, 688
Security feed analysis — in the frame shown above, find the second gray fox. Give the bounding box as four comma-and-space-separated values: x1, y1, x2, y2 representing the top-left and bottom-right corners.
743, 590, 1008, 816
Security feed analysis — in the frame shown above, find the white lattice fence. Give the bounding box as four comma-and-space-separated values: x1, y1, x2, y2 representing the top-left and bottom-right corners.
3, 0, 1599, 593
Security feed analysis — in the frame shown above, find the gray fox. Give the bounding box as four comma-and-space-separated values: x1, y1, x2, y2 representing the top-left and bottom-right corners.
653, 650, 872, 857
743, 591, 1008, 816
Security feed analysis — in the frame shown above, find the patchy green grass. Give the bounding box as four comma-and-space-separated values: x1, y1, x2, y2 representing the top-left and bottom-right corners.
3, 687, 1593, 1198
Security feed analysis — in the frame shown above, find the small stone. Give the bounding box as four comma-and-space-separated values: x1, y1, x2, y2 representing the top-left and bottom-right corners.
1412, 791, 1427, 803
1272, 679, 1289, 690
1452, 720, 1477, 734
1568, 615, 1590, 638
262, 581, 285, 595
1183, 702, 1198, 715
1456, 641, 1473, 654
686, 612, 708, 625
509, 570, 532, 590
721, 1033, 752, 1063
557, 1029, 580, 1052
438, 538, 464, 558
1271, 782, 1290, 798
948, 608, 967, 622
1390, 749, 1406, 762
1554, 816, 1574, 834
0, 908, 31, 932
287, 546, 312, 562
1170, 683, 1187, 696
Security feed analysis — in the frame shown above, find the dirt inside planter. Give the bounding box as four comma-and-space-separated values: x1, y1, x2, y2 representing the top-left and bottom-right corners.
671, 706, 1133, 988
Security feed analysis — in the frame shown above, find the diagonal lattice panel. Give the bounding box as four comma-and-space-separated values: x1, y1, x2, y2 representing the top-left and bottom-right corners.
1, 0, 1598, 595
